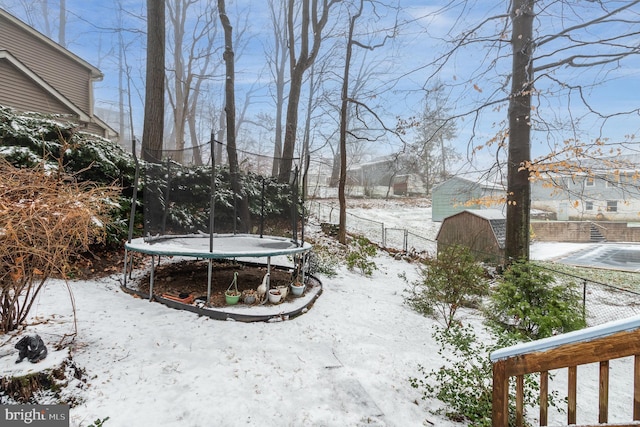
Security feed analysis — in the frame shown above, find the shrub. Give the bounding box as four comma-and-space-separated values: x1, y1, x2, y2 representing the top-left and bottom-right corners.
405, 245, 488, 328
410, 324, 558, 426
486, 260, 586, 340
345, 236, 378, 276
306, 242, 341, 278
0, 159, 117, 332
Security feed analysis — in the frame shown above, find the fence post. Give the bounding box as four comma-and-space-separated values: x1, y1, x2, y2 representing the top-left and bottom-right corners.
381, 223, 386, 247
583, 280, 587, 321
404, 229, 408, 253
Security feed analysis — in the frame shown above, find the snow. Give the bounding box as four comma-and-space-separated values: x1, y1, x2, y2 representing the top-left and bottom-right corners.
2, 201, 638, 426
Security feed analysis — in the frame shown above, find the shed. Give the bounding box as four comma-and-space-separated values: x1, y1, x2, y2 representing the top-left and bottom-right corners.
436, 209, 506, 264
431, 176, 505, 222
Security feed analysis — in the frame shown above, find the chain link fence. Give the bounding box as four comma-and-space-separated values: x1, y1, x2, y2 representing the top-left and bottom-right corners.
307, 200, 436, 254
307, 199, 640, 326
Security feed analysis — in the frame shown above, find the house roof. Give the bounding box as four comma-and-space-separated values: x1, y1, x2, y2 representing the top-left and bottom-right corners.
431, 176, 505, 192
0, 50, 92, 122
0, 8, 102, 81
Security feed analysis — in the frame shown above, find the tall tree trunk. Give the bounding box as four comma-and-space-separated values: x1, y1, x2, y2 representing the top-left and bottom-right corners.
279, 68, 303, 183
338, 1, 363, 244
505, 0, 534, 262
218, 0, 251, 232
141, 0, 165, 163
278, 0, 336, 183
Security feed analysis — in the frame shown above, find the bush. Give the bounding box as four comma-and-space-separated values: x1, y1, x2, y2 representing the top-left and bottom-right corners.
306, 241, 341, 278
345, 236, 378, 276
0, 159, 117, 331
410, 324, 558, 426
486, 260, 586, 340
405, 245, 488, 328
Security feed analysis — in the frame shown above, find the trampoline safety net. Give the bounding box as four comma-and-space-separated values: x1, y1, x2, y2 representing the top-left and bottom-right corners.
140, 142, 304, 242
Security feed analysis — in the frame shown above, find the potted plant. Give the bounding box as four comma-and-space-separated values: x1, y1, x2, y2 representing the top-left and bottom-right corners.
290, 281, 305, 297
225, 272, 241, 305
268, 289, 282, 304
242, 289, 257, 304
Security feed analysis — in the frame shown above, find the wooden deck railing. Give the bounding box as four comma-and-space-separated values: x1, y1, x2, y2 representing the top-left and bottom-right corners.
490, 315, 640, 427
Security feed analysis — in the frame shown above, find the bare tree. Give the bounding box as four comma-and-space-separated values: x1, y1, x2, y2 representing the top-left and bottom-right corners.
218, 0, 251, 231
166, 0, 219, 164
265, 0, 290, 177
141, 0, 165, 163
337, 0, 396, 244
419, 0, 640, 262
406, 82, 458, 194
278, 0, 339, 183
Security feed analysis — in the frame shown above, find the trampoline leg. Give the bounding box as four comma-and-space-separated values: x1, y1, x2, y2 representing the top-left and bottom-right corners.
207, 259, 213, 304
149, 255, 155, 301
267, 256, 271, 288
123, 248, 129, 286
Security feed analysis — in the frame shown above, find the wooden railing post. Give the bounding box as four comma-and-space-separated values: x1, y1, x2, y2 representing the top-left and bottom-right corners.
540, 371, 548, 426
634, 355, 640, 420
599, 360, 609, 423
493, 359, 508, 427
568, 366, 577, 425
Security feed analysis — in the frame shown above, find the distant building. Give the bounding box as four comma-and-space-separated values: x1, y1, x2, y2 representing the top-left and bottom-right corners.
436, 209, 506, 264
530, 154, 640, 221
0, 8, 116, 140
431, 176, 505, 222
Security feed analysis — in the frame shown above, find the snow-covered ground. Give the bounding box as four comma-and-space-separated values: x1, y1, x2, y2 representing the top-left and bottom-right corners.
1, 200, 638, 426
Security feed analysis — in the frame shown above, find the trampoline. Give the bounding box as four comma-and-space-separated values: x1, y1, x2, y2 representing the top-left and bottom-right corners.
125, 233, 311, 258
121, 139, 319, 321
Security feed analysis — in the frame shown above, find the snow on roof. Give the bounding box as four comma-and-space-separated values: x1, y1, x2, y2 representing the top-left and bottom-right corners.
465, 208, 506, 220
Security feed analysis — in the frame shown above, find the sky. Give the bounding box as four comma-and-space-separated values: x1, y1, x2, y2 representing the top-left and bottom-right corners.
1, 202, 639, 426
2, 0, 640, 174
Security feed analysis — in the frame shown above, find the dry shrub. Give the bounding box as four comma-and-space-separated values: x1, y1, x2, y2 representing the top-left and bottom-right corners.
0, 159, 118, 332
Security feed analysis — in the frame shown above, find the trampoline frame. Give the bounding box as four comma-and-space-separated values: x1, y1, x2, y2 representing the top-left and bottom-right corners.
123, 233, 312, 303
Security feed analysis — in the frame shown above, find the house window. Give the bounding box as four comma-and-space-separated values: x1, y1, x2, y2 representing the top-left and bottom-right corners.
606, 201, 618, 212
585, 201, 593, 211
586, 177, 595, 187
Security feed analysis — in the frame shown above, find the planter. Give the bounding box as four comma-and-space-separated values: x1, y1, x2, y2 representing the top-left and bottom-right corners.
276, 285, 289, 300
242, 290, 257, 304
225, 272, 241, 305
225, 291, 241, 305
268, 289, 282, 304
162, 293, 194, 304
290, 282, 305, 297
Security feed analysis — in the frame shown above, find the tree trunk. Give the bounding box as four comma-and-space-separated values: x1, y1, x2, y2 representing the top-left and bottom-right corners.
505, 0, 534, 263
141, 0, 165, 163
218, 0, 251, 232
279, 68, 303, 183
338, 1, 362, 244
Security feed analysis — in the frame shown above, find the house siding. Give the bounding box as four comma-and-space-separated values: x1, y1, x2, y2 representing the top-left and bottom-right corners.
0, 15, 93, 114
0, 59, 72, 114
531, 174, 640, 221
432, 177, 504, 222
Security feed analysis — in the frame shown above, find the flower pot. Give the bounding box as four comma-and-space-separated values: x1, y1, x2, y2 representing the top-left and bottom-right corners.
268, 289, 282, 304
225, 291, 241, 305
276, 285, 289, 300
242, 290, 257, 304
290, 283, 305, 297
